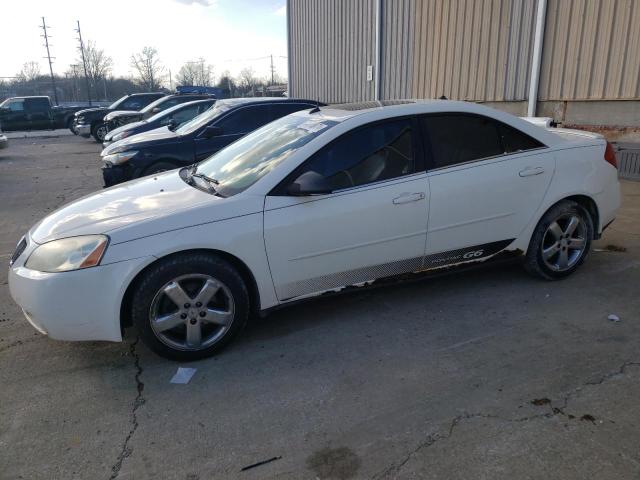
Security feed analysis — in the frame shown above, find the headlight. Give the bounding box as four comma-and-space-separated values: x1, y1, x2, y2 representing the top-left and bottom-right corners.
102, 150, 138, 165
111, 130, 131, 142
25, 235, 109, 273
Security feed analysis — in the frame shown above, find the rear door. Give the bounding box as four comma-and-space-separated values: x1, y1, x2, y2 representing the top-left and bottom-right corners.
25, 98, 52, 129
421, 113, 555, 265
264, 117, 429, 301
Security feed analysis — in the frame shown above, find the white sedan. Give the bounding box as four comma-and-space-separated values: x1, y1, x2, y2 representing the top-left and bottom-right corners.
8, 101, 620, 360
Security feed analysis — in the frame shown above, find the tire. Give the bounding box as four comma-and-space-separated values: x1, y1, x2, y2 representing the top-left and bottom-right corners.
130, 253, 250, 361
524, 200, 594, 280
92, 122, 108, 142
143, 161, 180, 177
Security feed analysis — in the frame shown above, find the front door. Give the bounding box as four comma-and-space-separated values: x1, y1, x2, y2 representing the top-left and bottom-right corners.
264, 117, 430, 301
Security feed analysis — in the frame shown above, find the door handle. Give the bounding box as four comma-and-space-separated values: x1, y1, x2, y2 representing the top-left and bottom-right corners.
519, 166, 545, 177
392, 192, 425, 205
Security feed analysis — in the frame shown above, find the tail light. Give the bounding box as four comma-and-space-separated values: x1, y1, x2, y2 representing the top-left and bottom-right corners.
604, 142, 618, 169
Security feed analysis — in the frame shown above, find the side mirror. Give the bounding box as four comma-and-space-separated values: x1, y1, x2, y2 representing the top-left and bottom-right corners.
286, 171, 332, 196
202, 125, 223, 138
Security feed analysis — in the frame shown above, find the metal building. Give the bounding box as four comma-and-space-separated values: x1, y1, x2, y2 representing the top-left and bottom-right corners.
287, 0, 640, 127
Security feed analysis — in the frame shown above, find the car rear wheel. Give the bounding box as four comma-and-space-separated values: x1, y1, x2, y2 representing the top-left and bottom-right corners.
92, 122, 108, 142
131, 253, 250, 361
524, 200, 593, 280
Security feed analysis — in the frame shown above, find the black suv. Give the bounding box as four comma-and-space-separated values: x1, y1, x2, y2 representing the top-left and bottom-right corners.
100, 98, 320, 187
74, 93, 165, 142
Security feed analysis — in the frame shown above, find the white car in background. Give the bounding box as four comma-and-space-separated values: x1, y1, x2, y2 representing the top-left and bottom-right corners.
8, 100, 620, 360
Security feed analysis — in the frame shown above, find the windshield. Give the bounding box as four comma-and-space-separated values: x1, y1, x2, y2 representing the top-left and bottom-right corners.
193, 114, 337, 197
109, 95, 128, 109
147, 102, 189, 123
175, 101, 235, 136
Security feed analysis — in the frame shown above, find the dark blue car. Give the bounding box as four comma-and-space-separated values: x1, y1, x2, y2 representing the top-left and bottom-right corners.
100, 98, 321, 187
102, 99, 216, 147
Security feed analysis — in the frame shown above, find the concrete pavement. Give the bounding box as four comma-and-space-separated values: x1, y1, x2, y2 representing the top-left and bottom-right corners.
0, 135, 639, 479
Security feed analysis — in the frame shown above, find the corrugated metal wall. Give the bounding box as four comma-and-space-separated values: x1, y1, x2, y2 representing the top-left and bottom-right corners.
288, 0, 640, 104
288, 0, 376, 103
380, 0, 415, 99
538, 0, 640, 100
411, 0, 538, 102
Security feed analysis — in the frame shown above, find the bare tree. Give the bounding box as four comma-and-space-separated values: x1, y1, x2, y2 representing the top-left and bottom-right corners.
238, 67, 257, 91
216, 70, 236, 97
17, 62, 42, 82
81, 41, 113, 84
130, 47, 166, 90
176, 59, 214, 86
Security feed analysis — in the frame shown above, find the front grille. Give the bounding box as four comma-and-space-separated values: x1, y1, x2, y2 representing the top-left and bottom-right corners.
10, 237, 27, 266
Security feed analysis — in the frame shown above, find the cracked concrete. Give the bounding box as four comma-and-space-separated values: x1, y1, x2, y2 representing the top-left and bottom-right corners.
110, 339, 146, 480
1, 135, 639, 479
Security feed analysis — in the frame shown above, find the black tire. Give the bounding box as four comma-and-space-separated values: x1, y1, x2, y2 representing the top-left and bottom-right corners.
143, 161, 180, 177
131, 253, 250, 361
92, 122, 108, 142
524, 200, 594, 280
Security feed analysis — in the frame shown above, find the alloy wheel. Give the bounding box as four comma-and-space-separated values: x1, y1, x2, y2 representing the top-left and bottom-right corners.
149, 273, 235, 351
541, 213, 587, 272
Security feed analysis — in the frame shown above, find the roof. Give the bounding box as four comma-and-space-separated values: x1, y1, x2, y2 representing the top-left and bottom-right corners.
214, 97, 319, 108
328, 100, 417, 111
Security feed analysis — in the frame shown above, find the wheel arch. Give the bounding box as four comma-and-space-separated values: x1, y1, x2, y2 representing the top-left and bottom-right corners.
564, 194, 600, 238
119, 248, 261, 331
142, 158, 183, 175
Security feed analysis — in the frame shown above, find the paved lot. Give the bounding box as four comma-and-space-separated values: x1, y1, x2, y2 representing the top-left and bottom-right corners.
1, 135, 639, 480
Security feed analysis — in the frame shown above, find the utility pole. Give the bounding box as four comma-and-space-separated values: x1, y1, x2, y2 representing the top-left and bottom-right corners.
270, 54, 275, 85
40, 17, 58, 105
70, 64, 80, 101
75, 20, 92, 106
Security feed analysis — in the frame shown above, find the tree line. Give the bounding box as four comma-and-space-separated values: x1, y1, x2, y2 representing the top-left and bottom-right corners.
0, 41, 285, 104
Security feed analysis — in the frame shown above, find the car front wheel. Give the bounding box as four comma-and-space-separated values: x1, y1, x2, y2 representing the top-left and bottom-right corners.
130, 253, 249, 361
525, 200, 593, 280
92, 122, 108, 142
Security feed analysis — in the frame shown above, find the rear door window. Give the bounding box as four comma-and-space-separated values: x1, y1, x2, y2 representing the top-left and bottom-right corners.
422, 114, 503, 168
217, 105, 270, 135
422, 114, 545, 169
497, 123, 544, 153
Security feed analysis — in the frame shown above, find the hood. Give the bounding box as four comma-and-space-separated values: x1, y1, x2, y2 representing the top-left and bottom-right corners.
76, 107, 108, 116
102, 126, 179, 155
104, 120, 146, 141
104, 110, 141, 121
30, 170, 218, 244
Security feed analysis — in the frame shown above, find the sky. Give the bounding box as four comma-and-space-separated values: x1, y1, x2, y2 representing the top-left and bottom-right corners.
0, 0, 288, 83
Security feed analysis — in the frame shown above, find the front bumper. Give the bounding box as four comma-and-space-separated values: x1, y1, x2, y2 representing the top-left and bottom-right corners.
102, 164, 136, 187
8, 254, 150, 342
76, 123, 91, 137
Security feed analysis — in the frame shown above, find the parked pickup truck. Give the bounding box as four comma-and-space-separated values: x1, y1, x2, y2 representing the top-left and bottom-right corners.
0, 96, 88, 132
74, 92, 166, 142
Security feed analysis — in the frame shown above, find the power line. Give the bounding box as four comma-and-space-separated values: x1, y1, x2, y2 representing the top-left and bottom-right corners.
40, 17, 58, 105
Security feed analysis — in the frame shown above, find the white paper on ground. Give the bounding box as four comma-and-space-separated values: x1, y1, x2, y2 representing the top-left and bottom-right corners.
170, 367, 197, 384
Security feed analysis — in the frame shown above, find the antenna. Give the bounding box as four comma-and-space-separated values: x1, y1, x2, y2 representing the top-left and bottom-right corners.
40, 17, 59, 105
